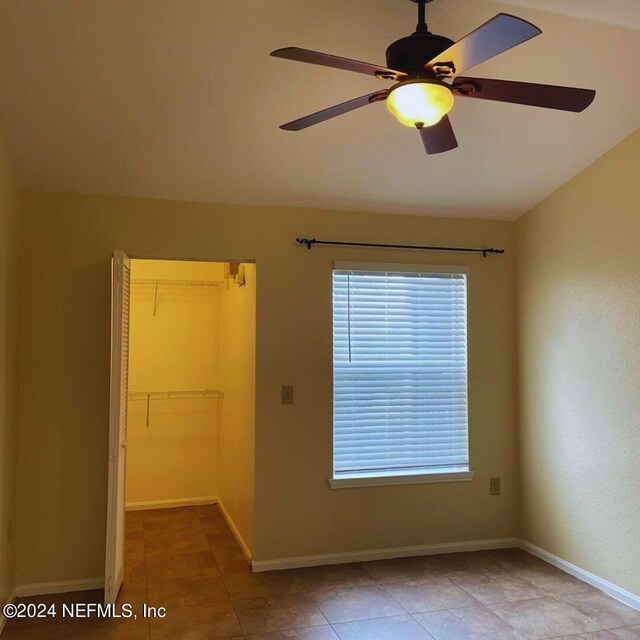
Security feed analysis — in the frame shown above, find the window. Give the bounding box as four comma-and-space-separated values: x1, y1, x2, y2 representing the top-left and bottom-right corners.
331, 263, 472, 488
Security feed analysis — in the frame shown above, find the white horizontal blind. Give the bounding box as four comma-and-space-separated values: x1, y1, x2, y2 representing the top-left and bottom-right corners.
333, 267, 469, 477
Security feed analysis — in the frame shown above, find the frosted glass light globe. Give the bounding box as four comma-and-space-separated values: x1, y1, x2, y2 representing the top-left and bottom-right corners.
387, 81, 455, 127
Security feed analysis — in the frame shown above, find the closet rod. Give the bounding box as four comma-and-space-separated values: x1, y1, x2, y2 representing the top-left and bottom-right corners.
131, 278, 221, 316
296, 237, 505, 257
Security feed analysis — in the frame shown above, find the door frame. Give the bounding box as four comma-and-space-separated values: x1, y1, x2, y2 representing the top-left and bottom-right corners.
104, 253, 257, 597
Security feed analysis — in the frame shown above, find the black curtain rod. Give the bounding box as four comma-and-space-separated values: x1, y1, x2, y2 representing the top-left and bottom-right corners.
296, 238, 505, 258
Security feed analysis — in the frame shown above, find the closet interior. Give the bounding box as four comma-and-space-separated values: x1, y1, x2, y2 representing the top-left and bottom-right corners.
124, 258, 255, 560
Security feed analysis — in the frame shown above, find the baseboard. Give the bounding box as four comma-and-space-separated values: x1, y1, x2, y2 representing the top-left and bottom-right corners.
125, 496, 218, 511
251, 537, 519, 573
518, 540, 640, 611
0, 588, 17, 635
216, 498, 252, 565
14, 578, 104, 599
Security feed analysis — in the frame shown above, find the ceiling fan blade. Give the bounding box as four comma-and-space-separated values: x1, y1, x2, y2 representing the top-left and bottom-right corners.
418, 116, 458, 155
280, 90, 389, 131
426, 13, 541, 77
452, 77, 596, 112
271, 47, 405, 80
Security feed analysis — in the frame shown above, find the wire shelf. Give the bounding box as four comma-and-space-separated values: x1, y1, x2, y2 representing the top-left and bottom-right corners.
128, 389, 223, 426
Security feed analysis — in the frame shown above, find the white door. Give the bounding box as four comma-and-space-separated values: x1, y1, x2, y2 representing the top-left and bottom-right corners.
105, 250, 131, 605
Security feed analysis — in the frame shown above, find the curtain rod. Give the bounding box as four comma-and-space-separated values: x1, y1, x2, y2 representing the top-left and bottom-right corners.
296, 238, 505, 258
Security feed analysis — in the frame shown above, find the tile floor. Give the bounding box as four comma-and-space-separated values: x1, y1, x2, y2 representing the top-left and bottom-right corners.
4, 505, 640, 639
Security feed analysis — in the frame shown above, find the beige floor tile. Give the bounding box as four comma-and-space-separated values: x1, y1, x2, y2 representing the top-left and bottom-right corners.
124, 551, 147, 585
208, 531, 243, 551
142, 519, 203, 536
147, 574, 229, 608
333, 614, 434, 639
382, 576, 478, 613
292, 564, 374, 592
359, 558, 446, 584
488, 597, 599, 639
427, 552, 502, 574
201, 517, 232, 535
549, 630, 640, 640
214, 548, 252, 574
243, 626, 340, 639
508, 562, 595, 597
561, 593, 640, 630
143, 529, 205, 549
233, 593, 328, 634
18, 507, 633, 640
143, 507, 199, 523
311, 584, 407, 623
97, 616, 152, 639
145, 549, 220, 581
195, 503, 222, 519
149, 601, 241, 639
125, 523, 145, 541
449, 568, 545, 604
485, 548, 546, 571
1, 622, 54, 639
414, 604, 528, 639
117, 582, 149, 609
126, 538, 146, 557
223, 569, 305, 599
6, 619, 121, 639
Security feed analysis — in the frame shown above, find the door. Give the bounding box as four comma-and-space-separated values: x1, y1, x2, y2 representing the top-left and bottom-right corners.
105, 250, 131, 604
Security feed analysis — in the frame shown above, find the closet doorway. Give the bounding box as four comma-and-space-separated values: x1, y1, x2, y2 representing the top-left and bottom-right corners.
105, 254, 256, 605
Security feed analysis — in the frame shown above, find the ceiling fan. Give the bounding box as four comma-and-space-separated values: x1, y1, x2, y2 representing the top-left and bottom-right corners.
271, 0, 596, 155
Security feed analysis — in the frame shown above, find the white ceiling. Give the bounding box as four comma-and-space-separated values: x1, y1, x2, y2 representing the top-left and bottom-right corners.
495, 0, 640, 30
0, 0, 638, 219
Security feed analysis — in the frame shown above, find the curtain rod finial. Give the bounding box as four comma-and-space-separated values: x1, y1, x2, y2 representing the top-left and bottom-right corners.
296, 237, 315, 250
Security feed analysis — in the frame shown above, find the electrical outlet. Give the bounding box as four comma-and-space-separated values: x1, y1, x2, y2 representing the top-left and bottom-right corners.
490, 477, 501, 496
282, 385, 294, 405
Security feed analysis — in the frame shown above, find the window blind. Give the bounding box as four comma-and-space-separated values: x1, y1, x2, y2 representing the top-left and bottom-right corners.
333, 267, 469, 477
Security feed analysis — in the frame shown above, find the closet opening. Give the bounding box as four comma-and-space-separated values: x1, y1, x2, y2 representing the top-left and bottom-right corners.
105, 254, 256, 604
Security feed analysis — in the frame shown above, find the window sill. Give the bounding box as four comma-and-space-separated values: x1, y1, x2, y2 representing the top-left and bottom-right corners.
328, 469, 475, 489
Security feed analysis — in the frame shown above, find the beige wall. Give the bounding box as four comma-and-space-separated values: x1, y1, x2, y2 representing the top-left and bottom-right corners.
218, 263, 256, 555
126, 259, 224, 507
516, 129, 640, 596
17, 192, 517, 583
0, 132, 20, 607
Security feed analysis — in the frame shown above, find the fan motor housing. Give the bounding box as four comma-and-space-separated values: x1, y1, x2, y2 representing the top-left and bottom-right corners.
385, 33, 455, 74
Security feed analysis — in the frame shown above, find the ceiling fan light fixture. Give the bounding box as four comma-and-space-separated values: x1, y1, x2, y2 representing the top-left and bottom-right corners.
386, 80, 454, 128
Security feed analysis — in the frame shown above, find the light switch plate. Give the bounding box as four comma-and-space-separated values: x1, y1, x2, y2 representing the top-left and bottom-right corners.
490, 477, 501, 496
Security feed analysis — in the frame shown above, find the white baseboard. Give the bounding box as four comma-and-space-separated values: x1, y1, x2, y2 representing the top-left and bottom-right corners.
14, 578, 104, 599
0, 588, 17, 635
518, 540, 640, 611
216, 498, 252, 565
251, 537, 519, 573
125, 496, 218, 511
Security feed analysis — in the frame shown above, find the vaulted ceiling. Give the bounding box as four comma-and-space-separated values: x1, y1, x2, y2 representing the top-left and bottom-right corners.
0, 0, 638, 219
